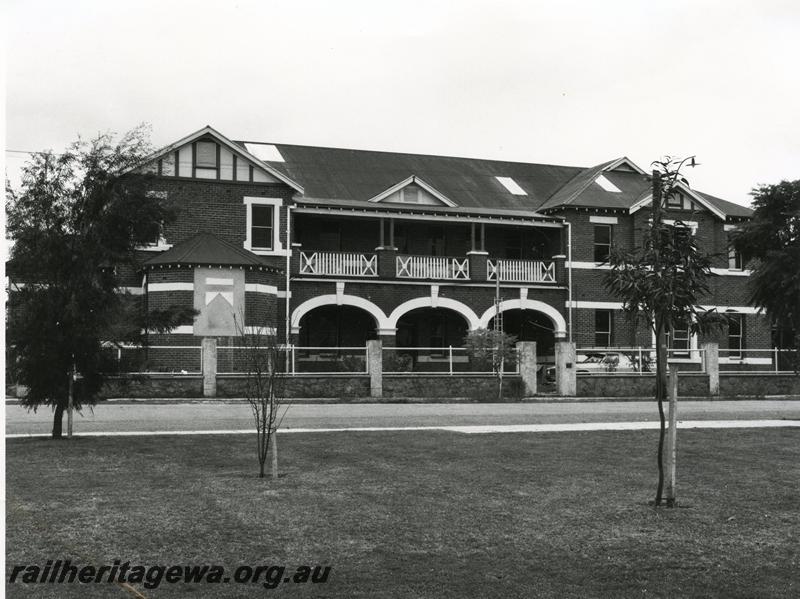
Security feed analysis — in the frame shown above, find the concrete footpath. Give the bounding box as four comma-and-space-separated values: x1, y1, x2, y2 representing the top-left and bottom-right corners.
6, 399, 800, 437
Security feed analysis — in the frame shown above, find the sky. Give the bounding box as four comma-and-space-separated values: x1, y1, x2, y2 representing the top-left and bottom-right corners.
3, 0, 800, 206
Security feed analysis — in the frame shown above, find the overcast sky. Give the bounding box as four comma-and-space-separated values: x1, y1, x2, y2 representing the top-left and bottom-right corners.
4, 0, 799, 206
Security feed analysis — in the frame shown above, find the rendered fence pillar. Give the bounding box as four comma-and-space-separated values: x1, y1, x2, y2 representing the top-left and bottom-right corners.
555, 340, 577, 397
517, 341, 537, 396
367, 339, 383, 399
202, 337, 217, 398
702, 341, 719, 396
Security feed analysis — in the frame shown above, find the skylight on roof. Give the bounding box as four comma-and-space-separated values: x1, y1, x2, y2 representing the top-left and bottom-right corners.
595, 174, 621, 193
495, 176, 527, 195
244, 143, 285, 163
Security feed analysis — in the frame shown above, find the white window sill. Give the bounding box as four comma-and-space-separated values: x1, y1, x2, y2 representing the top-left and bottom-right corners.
246, 245, 289, 257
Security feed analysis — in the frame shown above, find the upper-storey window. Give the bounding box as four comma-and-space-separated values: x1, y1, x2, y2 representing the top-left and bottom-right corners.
195, 141, 217, 179
593, 225, 612, 262
243, 197, 284, 255
728, 244, 744, 270
251, 206, 274, 250
137, 191, 171, 251
666, 192, 683, 209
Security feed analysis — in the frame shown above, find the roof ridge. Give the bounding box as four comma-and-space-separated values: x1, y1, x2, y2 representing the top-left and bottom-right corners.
234, 139, 588, 170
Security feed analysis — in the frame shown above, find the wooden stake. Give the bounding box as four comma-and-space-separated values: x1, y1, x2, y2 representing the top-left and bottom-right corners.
271, 428, 279, 480
67, 359, 75, 439
665, 367, 678, 507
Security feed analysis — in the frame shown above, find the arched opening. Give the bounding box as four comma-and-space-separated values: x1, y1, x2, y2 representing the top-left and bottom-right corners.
393, 307, 469, 372
295, 305, 378, 373
298, 305, 378, 347
396, 307, 469, 348
487, 309, 556, 359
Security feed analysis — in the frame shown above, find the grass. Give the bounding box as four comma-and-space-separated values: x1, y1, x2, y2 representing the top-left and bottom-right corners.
6, 428, 800, 598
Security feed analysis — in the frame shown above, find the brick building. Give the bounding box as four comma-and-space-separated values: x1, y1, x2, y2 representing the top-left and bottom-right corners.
126, 125, 767, 370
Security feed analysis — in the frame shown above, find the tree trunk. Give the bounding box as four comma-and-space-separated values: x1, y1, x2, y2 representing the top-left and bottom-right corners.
52, 403, 65, 439
654, 320, 668, 506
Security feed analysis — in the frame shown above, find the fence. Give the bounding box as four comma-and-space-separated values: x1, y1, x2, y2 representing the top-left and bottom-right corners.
719, 348, 798, 373
382, 346, 519, 375
100, 344, 204, 374
572, 347, 707, 375
216, 345, 368, 375
99, 344, 523, 376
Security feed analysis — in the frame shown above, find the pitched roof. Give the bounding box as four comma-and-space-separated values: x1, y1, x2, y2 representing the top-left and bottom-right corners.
695, 191, 753, 218
236, 142, 585, 213
135, 126, 304, 192
143, 232, 279, 269
232, 136, 752, 219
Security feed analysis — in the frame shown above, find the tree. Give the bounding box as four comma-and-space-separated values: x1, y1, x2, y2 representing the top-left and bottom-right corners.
464, 328, 518, 400
6, 126, 195, 439
732, 180, 800, 366
234, 317, 287, 479
603, 157, 724, 507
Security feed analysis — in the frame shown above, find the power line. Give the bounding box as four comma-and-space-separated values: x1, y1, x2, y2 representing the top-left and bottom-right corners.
6, 149, 65, 156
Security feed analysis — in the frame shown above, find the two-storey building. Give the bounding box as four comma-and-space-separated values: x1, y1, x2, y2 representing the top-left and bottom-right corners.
127, 125, 766, 371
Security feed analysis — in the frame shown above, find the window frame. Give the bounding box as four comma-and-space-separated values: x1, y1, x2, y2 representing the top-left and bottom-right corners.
727, 313, 744, 359
593, 224, 612, 262
243, 197, 285, 256
136, 191, 172, 251
594, 309, 613, 348
668, 318, 691, 358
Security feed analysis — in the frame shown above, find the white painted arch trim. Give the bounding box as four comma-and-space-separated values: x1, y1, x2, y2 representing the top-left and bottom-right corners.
387, 297, 481, 330
291, 294, 391, 331
478, 299, 568, 338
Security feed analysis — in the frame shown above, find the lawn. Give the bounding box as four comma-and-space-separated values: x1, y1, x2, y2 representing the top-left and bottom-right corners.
6, 428, 799, 598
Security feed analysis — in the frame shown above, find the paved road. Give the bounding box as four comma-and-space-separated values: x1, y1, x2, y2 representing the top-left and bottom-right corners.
6, 400, 800, 436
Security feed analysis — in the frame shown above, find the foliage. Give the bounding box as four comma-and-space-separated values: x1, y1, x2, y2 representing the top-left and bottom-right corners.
6, 126, 196, 438
464, 328, 518, 400
732, 179, 800, 360
234, 319, 287, 479
603, 156, 724, 507
382, 351, 414, 373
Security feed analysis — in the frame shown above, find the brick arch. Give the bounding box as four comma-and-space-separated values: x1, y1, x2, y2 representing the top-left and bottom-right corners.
290, 295, 391, 334
478, 299, 567, 338
387, 297, 481, 331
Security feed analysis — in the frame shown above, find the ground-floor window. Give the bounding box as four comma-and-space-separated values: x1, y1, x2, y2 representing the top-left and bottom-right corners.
668, 317, 691, 357
727, 313, 744, 358
594, 310, 612, 347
